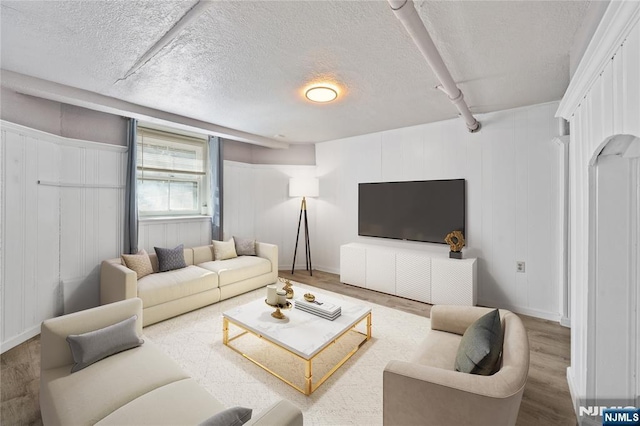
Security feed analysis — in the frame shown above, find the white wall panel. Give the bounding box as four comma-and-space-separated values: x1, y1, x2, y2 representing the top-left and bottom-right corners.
223, 161, 317, 272
2, 121, 126, 351
315, 102, 563, 320
513, 111, 529, 309
402, 126, 425, 181
488, 118, 517, 307
2, 129, 62, 351
138, 218, 211, 254
623, 25, 640, 138
57, 141, 126, 314
557, 4, 640, 413
381, 133, 403, 182
525, 106, 560, 316
315, 140, 344, 273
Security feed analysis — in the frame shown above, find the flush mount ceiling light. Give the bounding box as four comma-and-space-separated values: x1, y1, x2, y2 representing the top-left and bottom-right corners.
305, 86, 338, 103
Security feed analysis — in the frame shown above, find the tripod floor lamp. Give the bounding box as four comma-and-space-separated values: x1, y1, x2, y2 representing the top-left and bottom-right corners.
289, 177, 319, 276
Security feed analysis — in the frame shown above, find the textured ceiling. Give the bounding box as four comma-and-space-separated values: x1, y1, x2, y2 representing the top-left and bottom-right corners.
1, 0, 591, 144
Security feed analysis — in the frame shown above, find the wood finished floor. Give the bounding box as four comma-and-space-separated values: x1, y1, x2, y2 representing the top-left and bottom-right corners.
1, 269, 575, 425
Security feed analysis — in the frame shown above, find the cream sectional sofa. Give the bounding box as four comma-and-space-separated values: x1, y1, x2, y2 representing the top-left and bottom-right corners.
100, 242, 277, 326
40, 298, 303, 426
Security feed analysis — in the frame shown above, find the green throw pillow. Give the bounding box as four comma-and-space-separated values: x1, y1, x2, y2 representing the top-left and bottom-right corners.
454, 309, 502, 375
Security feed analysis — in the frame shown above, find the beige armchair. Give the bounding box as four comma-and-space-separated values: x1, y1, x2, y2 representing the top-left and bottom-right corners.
383, 305, 529, 426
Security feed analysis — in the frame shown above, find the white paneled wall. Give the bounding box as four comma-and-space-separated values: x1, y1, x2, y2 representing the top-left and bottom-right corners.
223, 161, 317, 271
316, 102, 563, 321
57, 142, 126, 314
138, 218, 212, 252
557, 2, 640, 413
2, 126, 60, 351
1, 121, 126, 352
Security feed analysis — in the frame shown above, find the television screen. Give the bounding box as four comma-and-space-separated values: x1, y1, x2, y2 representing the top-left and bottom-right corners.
358, 179, 465, 244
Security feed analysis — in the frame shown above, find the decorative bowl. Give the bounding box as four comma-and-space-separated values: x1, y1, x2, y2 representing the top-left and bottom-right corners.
304, 293, 316, 302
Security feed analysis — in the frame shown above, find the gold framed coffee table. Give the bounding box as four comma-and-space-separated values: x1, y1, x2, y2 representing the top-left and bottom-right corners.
222, 288, 372, 395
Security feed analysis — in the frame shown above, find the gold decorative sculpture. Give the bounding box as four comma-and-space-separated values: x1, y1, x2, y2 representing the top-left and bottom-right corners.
279, 277, 294, 299
445, 230, 465, 259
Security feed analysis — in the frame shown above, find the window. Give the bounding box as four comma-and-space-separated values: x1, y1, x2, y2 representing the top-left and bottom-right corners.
136, 127, 208, 216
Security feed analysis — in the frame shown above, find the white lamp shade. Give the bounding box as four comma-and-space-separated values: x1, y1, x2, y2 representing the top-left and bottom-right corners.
289, 177, 319, 198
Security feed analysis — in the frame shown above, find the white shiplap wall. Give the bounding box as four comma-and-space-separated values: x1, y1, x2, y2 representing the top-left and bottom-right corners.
138, 218, 212, 253
557, 1, 640, 414
2, 125, 60, 351
1, 121, 126, 352
57, 142, 126, 315
223, 161, 317, 271
315, 102, 563, 321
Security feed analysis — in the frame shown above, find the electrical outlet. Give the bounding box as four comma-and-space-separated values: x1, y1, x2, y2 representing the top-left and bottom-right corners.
516, 261, 526, 273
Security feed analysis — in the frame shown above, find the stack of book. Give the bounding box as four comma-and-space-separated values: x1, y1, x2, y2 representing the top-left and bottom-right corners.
294, 298, 341, 320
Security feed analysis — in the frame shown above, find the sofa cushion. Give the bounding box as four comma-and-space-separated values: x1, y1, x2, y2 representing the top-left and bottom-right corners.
199, 406, 252, 426
137, 266, 217, 308
67, 315, 143, 373
193, 245, 215, 264
455, 309, 503, 375
234, 237, 256, 256
95, 378, 226, 425
197, 256, 271, 287
121, 250, 154, 279
40, 341, 190, 426
410, 329, 462, 370
213, 239, 238, 260
155, 245, 188, 272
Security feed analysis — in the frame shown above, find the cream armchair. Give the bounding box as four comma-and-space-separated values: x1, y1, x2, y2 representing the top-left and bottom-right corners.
383, 305, 530, 426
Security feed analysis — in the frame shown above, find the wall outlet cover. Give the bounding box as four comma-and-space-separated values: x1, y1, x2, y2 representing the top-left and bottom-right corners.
516, 261, 526, 273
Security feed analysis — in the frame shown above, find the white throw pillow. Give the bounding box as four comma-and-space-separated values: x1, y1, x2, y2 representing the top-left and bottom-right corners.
212, 238, 238, 261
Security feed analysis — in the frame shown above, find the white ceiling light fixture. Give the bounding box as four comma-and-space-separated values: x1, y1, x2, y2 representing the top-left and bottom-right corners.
305, 85, 338, 103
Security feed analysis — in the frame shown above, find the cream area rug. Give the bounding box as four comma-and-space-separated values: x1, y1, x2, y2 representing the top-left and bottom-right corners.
144, 283, 430, 426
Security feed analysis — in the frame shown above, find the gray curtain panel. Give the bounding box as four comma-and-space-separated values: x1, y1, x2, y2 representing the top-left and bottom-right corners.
124, 118, 138, 254
209, 136, 223, 241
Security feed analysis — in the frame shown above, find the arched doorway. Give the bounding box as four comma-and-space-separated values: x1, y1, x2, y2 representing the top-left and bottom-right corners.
587, 134, 640, 406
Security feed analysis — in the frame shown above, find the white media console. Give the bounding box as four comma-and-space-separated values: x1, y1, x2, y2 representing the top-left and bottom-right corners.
340, 243, 477, 306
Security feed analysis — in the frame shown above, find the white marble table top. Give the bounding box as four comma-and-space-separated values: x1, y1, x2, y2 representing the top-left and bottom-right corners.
222, 287, 371, 359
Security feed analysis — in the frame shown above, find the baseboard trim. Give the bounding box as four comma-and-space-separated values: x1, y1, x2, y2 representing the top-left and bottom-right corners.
560, 316, 571, 328
476, 298, 562, 322
567, 367, 580, 416
1, 324, 40, 354
567, 367, 603, 426
280, 265, 340, 275
312, 265, 340, 275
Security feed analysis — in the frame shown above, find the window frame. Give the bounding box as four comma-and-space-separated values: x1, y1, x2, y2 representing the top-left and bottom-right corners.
136, 126, 210, 218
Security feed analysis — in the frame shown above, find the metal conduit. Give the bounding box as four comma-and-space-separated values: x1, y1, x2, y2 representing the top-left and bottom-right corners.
388, 0, 481, 133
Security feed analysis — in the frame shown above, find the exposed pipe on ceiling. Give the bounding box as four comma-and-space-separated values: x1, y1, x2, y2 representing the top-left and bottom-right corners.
388, 0, 481, 133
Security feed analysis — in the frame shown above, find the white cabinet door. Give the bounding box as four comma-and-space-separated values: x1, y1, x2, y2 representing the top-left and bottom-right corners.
365, 248, 396, 294
431, 258, 477, 305
340, 245, 366, 288
396, 253, 431, 303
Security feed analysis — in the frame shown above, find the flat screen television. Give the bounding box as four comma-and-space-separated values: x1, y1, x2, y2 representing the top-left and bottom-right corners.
358, 179, 465, 244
